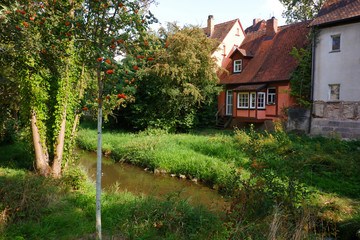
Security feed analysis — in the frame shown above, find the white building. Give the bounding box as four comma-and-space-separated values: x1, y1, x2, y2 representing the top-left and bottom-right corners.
309, 0, 360, 138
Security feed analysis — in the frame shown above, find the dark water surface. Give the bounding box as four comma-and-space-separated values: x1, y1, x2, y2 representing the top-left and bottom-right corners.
77, 150, 227, 210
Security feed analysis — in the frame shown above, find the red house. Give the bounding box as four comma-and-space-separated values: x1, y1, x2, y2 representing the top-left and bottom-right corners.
216, 18, 310, 129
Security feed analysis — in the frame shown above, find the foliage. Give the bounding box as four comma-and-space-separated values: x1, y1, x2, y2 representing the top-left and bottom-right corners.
289, 46, 312, 107
0, 0, 157, 177
227, 160, 313, 239
279, 0, 326, 23
0, 0, 86, 176
120, 23, 221, 132
233, 123, 360, 238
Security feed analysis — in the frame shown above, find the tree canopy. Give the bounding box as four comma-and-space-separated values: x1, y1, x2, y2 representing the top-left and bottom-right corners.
0, 0, 156, 176
120, 24, 221, 132
279, 0, 325, 22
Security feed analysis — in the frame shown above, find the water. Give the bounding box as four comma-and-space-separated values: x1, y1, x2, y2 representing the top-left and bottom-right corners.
77, 150, 228, 210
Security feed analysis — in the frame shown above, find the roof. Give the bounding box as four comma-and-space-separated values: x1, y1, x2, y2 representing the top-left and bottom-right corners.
219, 21, 310, 85
245, 20, 266, 34
233, 84, 267, 91
309, 0, 360, 27
229, 48, 253, 58
202, 19, 241, 43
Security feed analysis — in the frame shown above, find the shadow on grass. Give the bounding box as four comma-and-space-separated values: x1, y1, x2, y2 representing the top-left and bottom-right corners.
0, 142, 34, 170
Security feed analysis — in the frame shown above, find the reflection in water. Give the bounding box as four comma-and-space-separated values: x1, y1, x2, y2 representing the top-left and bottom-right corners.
77, 150, 227, 210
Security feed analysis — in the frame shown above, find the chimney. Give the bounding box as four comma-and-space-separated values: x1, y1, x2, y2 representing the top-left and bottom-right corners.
207, 15, 214, 36
266, 17, 278, 36
253, 18, 261, 26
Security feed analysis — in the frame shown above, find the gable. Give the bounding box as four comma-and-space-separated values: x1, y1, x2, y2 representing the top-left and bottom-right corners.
203, 19, 245, 44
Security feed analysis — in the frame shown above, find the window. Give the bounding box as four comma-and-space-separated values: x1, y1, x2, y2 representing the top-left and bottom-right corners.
223, 44, 226, 56
331, 34, 340, 51
257, 92, 265, 109
267, 88, 276, 105
236, 28, 240, 36
250, 92, 256, 109
234, 59, 242, 73
238, 92, 249, 108
329, 84, 340, 100
226, 90, 233, 115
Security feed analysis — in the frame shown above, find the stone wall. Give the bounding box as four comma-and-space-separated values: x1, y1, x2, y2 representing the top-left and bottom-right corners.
310, 101, 360, 139
287, 107, 310, 133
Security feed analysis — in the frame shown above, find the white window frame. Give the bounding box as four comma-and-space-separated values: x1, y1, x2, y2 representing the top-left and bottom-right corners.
257, 92, 265, 109
331, 34, 341, 52
328, 84, 340, 101
233, 59, 242, 73
237, 92, 249, 109
250, 92, 256, 109
267, 88, 276, 105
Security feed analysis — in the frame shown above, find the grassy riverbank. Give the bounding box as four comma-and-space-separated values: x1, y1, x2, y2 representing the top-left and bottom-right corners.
76, 126, 360, 239
2, 126, 360, 239
0, 143, 227, 240
76, 128, 248, 192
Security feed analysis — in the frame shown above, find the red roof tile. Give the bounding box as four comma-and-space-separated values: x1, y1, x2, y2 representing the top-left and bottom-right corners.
229, 48, 253, 58
245, 20, 266, 34
309, 0, 360, 27
203, 19, 239, 43
219, 21, 310, 85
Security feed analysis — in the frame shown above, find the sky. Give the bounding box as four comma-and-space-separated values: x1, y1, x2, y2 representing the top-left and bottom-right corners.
148, 0, 287, 31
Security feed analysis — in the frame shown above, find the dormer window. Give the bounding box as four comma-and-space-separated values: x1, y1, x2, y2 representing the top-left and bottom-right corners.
234, 59, 242, 73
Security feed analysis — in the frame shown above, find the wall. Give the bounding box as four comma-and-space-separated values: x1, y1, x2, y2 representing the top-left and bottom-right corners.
313, 22, 360, 102
311, 101, 360, 138
287, 107, 310, 133
212, 20, 245, 67
311, 22, 360, 139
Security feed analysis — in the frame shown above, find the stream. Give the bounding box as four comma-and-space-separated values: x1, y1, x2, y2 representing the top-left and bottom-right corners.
77, 150, 228, 210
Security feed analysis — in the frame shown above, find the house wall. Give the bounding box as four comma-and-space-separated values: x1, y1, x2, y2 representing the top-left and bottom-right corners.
212, 21, 245, 67
311, 22, 360, 138
313, 22, 360, 102
226, 81, 292, 123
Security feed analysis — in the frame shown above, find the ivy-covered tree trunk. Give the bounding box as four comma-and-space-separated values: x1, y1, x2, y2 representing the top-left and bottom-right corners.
52, 106, 67, 178
31, 109, 51, 176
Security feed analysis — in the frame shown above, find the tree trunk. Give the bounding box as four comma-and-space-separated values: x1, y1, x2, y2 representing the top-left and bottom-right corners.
52, 106, 67, 178
31, 109, 50, 176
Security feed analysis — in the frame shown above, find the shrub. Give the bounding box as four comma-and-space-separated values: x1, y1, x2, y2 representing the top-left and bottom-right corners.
226, 160, 314, 239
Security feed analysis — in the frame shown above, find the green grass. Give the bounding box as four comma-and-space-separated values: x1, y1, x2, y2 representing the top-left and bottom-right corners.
76, 126, 360, 239
0, 142, 33, 170
76, 128, 249, 191
3, 125, 360, 239
0, 165, 228, 240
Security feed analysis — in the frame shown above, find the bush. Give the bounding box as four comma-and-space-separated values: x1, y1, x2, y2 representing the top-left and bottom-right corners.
226, 159, 313, 239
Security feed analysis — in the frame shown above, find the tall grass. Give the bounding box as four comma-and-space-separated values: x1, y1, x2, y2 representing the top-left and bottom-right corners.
232, 124, 360, 239
1, 166, 228, 239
